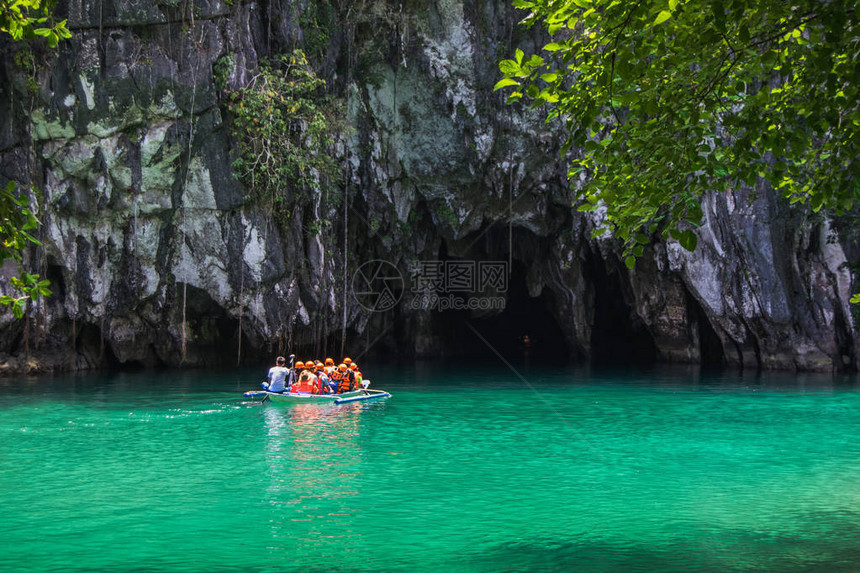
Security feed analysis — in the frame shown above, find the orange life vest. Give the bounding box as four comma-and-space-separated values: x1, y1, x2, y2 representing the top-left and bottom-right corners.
337, 370, 355, 393
329, 369, 347, 393
292, 371, 320, 394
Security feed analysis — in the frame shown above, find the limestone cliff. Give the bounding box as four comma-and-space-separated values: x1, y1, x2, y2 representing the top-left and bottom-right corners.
0, 0, 855, 373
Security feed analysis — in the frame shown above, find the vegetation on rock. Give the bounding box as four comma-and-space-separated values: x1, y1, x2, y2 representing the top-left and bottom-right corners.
224, 50, 344, 226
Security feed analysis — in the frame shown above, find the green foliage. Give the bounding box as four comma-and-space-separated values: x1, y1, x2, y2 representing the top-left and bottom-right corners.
0, 2, 68, 318
434, 201, 459, 228
12, 46, 40, 93
0, 273, 51, 318
299, 1, 334, 60
213, 54, 234, 92
0, 0, 71, 47
498, 0, 859, 260
0, 181, 49, 317
0, 181, 40, 266
226, 50, 343, 223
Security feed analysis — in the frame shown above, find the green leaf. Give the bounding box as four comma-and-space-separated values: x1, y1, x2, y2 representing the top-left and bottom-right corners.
677, 230, 698, 251
624, 256, 636, 269
499, 60, 520, 75
686, 203, 704, 225
654, 11, 672, 25
494, 78, 520, 91
851, 294, 860, 304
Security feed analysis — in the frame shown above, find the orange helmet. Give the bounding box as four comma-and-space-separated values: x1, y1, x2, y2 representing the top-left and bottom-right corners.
325, 358, 334, 366
305, 361, 314, 370
294, 361, 304, 369
315, 361, 323, 368
349, 363, 358, 370
338, 363, 347, 371
344, 357, 352, 365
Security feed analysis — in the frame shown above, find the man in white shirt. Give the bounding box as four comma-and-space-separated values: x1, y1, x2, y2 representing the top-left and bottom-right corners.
264, 355, 291, 393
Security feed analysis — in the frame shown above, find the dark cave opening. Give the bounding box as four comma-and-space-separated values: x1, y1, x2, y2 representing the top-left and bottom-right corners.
434, 260, 572, 364
178, 283, 261, 367
687, 292, 725, 369
44, 263, 66, 300
586, 254, 658, 366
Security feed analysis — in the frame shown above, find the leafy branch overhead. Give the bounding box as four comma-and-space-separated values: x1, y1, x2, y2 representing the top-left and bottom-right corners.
497, 0, 858, 266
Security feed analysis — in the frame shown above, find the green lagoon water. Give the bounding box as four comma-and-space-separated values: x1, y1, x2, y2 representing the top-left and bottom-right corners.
2, 364, 860, 572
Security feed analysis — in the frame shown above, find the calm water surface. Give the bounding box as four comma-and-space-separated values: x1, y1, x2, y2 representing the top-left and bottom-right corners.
1, 364, 859, 572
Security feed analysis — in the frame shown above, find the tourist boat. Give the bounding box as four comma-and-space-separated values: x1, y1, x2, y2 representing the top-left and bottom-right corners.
243, 381, 391, 405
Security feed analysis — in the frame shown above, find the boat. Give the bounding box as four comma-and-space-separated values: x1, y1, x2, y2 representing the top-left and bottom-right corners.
243, 380, 391, 405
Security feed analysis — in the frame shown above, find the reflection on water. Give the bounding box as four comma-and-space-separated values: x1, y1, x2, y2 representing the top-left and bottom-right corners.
262, 403, 369, 555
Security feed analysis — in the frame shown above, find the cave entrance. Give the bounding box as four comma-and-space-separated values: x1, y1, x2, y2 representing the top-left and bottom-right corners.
688, 292, 726, 370
587, 254, 658, 366
435, 261, 571, 364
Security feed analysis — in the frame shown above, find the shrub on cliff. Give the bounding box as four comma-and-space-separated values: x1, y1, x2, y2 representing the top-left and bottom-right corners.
224, 50, 343, 225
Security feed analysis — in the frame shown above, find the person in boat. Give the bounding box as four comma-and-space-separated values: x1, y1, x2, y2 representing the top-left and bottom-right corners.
263, 355, 290, 393
324, 358, 335, 377
348, 362, 363, 388
313, 361, 333, 394
292, 361, 322, 394
332, 363, 353, 394
290, 361, 304, 391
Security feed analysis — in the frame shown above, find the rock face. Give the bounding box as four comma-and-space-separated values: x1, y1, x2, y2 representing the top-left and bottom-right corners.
0, 0, 855, 373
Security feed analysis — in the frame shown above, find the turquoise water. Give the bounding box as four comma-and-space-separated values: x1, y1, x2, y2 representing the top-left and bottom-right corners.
1, 365, 860, 572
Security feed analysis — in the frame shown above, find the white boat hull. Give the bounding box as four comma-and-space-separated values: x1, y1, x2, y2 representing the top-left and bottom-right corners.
243, 382, 390, 404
